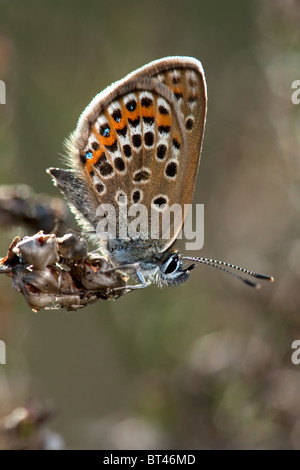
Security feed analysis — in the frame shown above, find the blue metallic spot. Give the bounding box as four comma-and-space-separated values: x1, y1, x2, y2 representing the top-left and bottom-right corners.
116, 117, 121, 123
103, 127, 110, 137
129, 104, 134, 111
85, 151, 93, 159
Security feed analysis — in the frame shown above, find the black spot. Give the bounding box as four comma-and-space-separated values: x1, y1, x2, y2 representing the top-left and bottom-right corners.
174, 92, 183, 100
132, 190, 141, 203
128, 117, 140, 128
96, 183, 105, 193
99, 162, 113, 177
153, 196, 167, 207
89, 169, 95, 177
100, 124, 110, 137
141, 97, 153, 108
165, 161, 177, 178
123, 144, 132, 158
158, 125, 170, 134
105, 140, 118, 152
186, 118, 194, 130
172, 138, 180, 149
112, 108, 122, 122
172, 75, 180, 84
157, 144, 167, 160
95, 154, 106, 171
114, 157, 125, 171
132, 134, 142, 148
80, 153, 86, 164
188, 95, 197, 103
126, 100, 136, 112
188, 78, 197, 87
144, 131, 154, 147
134, 169, 150, 182
116, 125, 127, 137
164, 256, 178, 274
158, 105, 169, 115
143, 116, 154, 125
91, 141, 99, 150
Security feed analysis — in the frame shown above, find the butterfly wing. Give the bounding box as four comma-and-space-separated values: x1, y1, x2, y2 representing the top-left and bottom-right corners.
48, 57, 207, 251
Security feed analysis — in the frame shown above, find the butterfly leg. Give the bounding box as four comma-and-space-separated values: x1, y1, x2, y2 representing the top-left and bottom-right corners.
114, 278, 151, 292
101, 262, 152, 289
107, 269, 152, 293
135, 270, 152, 289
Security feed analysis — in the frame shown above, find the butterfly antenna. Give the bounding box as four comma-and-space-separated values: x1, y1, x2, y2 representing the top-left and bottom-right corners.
181, 256, 274, 289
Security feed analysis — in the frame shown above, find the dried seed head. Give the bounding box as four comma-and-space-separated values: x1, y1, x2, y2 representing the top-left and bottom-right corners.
13, 233, 59, 269
57, 233, 88, 260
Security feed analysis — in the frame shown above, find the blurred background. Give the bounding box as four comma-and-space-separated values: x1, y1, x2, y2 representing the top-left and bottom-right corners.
0, 0, 299, 449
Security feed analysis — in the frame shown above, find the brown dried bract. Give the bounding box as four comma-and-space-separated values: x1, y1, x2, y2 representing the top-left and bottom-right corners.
0, 232, 129, 311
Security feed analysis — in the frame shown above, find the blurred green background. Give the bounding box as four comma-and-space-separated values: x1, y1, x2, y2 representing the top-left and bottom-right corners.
0, 0, 300, 449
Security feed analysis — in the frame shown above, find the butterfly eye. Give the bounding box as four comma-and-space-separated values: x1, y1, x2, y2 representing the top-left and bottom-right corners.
159, 253, 193, 287
163, 253, 180, 274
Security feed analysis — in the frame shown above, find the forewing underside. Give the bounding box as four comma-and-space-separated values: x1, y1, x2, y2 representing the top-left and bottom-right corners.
65, 58, 207, 247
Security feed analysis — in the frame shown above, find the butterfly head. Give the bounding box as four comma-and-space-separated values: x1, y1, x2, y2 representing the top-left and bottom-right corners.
157, 251, 196, 287
103, 243, 196, 289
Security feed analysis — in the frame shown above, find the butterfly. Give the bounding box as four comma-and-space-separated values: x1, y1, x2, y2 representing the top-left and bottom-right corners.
48, 56, 274, 292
